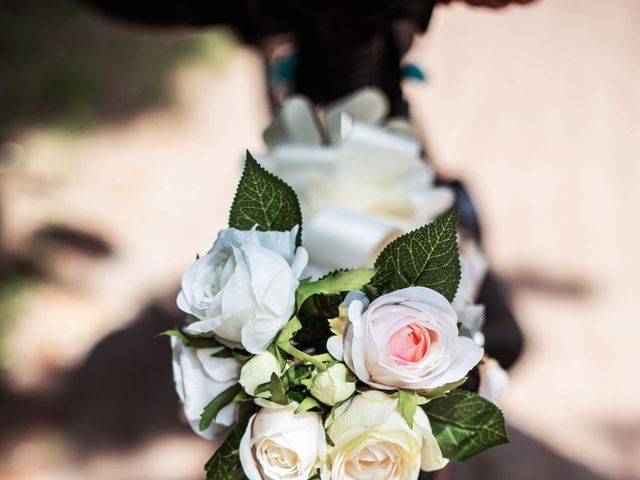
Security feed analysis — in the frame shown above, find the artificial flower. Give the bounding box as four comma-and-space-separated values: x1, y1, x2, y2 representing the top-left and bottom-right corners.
322, 390, 447, 480
177, 226, 308, 353
171, 337, 242, 439
343, 287, 483, 390
240, 404, 326, 480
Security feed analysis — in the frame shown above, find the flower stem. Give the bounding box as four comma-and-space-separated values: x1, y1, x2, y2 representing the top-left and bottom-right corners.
278, 342, 327, 372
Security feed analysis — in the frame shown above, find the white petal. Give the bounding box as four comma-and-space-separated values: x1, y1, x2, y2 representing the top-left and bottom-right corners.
197, 348, 242, 382
343, 290, 369, 309
437, 336, 484, 386
290, 245, 309, 279
220, 258, 255, 316
241, 317, 283, 354
326, 335, 344, 361
176, 290, 192, 315
185, 315, 227, 336
343, 300, 372, 385
239, 415, 263, 480
418, 426, 449, 471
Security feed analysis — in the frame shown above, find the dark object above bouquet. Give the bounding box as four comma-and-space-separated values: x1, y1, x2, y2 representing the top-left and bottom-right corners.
82, 0, 534, 110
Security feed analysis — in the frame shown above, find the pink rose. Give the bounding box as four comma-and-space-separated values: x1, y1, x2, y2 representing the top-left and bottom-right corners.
343, 287, 483, 390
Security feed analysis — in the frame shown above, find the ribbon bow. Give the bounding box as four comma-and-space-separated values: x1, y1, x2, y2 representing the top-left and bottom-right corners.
259, 88, 454, 274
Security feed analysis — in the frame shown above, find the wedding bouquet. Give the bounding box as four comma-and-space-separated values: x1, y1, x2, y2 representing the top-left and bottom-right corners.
167, 151, 508, 480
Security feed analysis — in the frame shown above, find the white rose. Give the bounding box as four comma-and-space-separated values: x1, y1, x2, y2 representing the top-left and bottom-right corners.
240, 352, 282, 396
178, 226, 308, 353
309, 363, 356, 406
171, 337, 242, 439
240, 404, 326, 480
322, 390, 448, 480
343, 286, 484, 390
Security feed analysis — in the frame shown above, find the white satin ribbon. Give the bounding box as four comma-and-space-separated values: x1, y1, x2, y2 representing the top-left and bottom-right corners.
303, 209, 401, 271
258, 88, 481, 301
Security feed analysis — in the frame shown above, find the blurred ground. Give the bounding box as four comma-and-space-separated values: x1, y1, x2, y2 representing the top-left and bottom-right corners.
0, 0, 638, 479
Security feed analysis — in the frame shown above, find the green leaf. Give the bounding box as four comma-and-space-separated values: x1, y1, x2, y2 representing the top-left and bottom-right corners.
253, 381, 271, 397
295, 293, 343, 347
210, 349, 235, 358
372, 209, 461, 301
233, 390, 252, 403
205, 414, 251, 480
296, 268, 377, 308
277, 316, 303, 344
325, 432, 335, 448
231, 351, 252, 362
269, 372, 289, 405
200, 384, 242, 432
161, 328, 224, 349
287, 390, 306, 404
294, 269, 375, 347
398, 390, 418, 429
229, 151, 302, 244
268, 344, 286, 372
295, 396, 321, 414
276, 316, 327, 372
290, 365, 314, 385
418, 377, 467, 401
423, 390, 508, 461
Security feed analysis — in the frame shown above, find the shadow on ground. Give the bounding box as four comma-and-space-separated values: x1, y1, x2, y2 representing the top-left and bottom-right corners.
451, 427, 608, 480
0, 295, 188, 452
0, 0, 232, 138
0, 287, 612, 479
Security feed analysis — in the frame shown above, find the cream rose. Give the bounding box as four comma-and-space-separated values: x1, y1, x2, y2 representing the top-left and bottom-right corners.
322, 391, 447, 480
343, 287, 483, 390
171, 337, 242, 439
240, 404, 326, 480
177, 226, 308, 353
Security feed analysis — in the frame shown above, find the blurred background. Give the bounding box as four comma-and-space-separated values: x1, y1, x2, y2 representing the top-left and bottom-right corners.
0, 0, 638, 479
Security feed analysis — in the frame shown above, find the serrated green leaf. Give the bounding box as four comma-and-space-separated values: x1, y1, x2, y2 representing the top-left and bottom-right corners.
161, 328, 224, 349
200, 384, 242, 432
229, 151, 302, 244
205, 414, 251, 480
418, 377, 467, 401
372, 209, 461, 301
423, 390, 508, 461
269, 373, 289, 405
398, 390, 418, 429
296, 268, 377, 308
